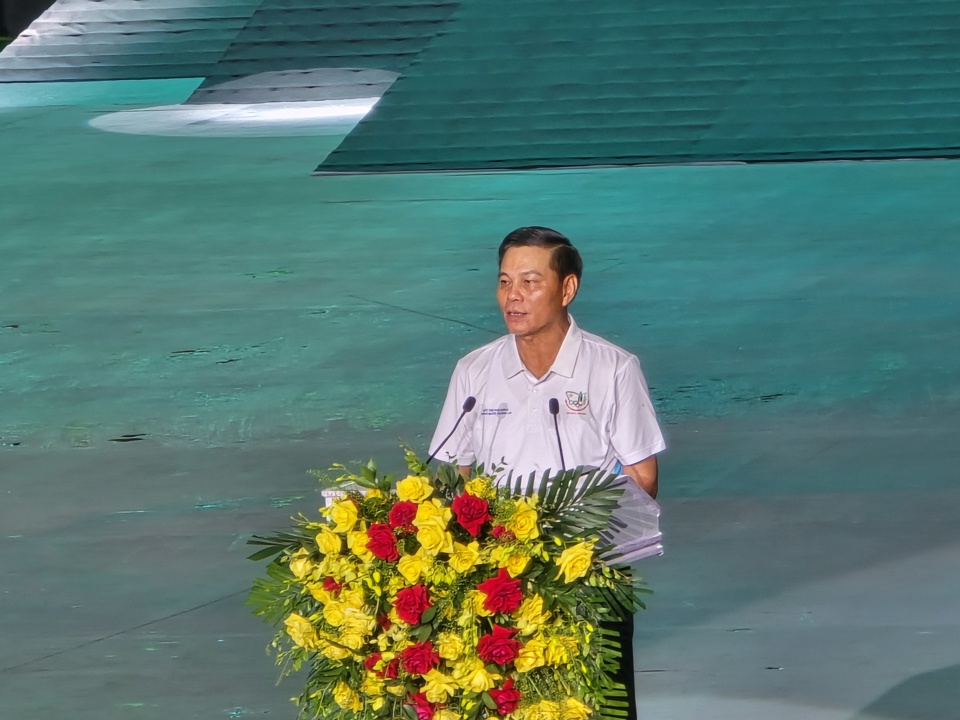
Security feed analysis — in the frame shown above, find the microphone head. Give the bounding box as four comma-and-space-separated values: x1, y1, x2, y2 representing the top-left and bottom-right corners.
462, 396, 477, 412
548, 398, 560, 415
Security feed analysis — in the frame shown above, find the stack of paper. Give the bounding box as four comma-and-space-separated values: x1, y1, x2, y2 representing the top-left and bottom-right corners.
600, 479, 663, 564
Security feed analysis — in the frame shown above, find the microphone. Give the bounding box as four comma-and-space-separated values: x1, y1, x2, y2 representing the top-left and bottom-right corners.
548, 398, 565, 469
426, 396, 477, 464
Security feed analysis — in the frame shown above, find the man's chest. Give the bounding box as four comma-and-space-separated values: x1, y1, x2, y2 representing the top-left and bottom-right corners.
474, 371, 609, 434
468, 371, 612, 471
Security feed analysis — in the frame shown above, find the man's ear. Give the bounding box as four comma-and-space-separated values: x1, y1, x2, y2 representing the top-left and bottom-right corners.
561, 274, 579, 307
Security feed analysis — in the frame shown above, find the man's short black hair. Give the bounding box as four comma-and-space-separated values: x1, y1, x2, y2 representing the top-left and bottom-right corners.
498, 226, 583, 282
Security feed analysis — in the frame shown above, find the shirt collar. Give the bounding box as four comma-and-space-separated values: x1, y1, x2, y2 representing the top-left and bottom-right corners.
502, 315, 583, 380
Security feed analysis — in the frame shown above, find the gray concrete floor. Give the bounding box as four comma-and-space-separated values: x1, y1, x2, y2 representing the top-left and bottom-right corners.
1, 82, 959, 719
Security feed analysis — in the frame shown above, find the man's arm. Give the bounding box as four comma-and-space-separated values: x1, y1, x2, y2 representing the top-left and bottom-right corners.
608, 355, 665, 499
622, 454, 658, 499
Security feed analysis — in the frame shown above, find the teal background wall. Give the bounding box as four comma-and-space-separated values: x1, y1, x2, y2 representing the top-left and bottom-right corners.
322, 0, 960, 170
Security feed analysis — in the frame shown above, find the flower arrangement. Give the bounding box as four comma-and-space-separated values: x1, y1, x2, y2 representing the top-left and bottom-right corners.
248, 450, 648, 720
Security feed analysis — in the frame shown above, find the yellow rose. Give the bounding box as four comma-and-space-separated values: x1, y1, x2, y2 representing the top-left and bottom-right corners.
361, 672, 385, 697
433, 710, 461, 720
385, 683, 405, 696
422, 669, 459, 703
560, 698, 591, 720
340, 631, 366, 650
288, 549, 315, 580
340, 587, 366, 610
527, 700, 561, 720
396, 475, 434, 503
417, 518, 454, 557
397, 553, 424, 584
316, 527, 343, 556
341, 607, 375, 636
320, 640, 351, 660
283, 613, 320, 650
506, 498, 540, 541
555, 541, 594, 583
365, 488, 384, 499
414, 499, 452, 528
500, 553, 530, 578
333, 681, 362, 712
449, 540, 481, 574
464, 476, 495, 499
514, 637, 546, 673
362, 674, 386, 709
544, 636, 570, 666
322, 600, 345, 627
347, 529, 374, 563
513, 594, 551, 636
309, 584, 333, 604
454, 658, 501, 692
328, 499, 359, 534
436, 632, 465, 661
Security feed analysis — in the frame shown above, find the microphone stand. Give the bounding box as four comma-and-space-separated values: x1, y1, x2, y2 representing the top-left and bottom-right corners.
426, 396, 476, 464
548, 398, 565, 469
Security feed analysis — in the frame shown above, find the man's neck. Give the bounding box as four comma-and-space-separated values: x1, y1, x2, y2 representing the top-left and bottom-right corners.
515, 315, 571, 380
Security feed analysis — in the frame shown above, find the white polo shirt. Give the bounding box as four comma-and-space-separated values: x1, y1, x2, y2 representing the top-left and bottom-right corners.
430, 316, 665, 478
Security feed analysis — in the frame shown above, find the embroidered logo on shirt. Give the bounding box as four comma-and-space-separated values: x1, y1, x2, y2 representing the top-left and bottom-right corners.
565, 391, 589, 413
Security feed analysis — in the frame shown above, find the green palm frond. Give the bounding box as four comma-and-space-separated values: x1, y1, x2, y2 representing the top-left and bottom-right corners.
247, 526, 315, 560
519, 467, 628, 545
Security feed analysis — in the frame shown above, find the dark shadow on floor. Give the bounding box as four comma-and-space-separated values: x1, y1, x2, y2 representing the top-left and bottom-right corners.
852, 664, 960, 720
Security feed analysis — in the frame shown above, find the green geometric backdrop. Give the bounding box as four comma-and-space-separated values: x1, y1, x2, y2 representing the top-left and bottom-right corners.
319, 0, 960, 171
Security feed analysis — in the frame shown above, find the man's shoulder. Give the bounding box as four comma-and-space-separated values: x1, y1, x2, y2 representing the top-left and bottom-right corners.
453, 334, 511, 375
578, 327, 639, 368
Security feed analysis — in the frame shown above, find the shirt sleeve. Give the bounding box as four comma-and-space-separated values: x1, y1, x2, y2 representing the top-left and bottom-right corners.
429, 359, 477, 466
609, 355, 666, 466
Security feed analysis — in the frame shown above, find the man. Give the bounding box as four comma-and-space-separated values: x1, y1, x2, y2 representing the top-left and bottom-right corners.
430, 226, 664, 496
430, 226, 665, 720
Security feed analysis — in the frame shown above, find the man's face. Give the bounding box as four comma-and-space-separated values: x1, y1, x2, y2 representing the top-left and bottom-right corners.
497, 245, 576, 337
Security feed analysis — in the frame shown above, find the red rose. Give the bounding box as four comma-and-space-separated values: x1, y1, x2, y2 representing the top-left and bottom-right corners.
322, 576, 343, 595
400, 640, 440, 675
389, 500, 418, 529
394, 584, 431, 625
490, 525, 516, 542
476, 568, 523, 614
406, 692, 435, 720
366, 522, 400, 562
477, 624, 522, 665
364, 652, 382, 672
488, 679, 522, 716
382, 656, 400, 679
451, 493, 492, 537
